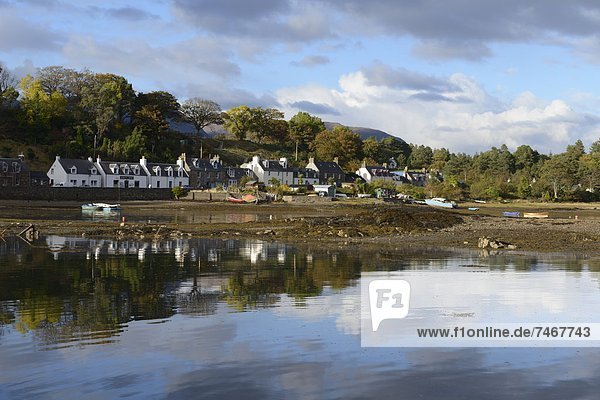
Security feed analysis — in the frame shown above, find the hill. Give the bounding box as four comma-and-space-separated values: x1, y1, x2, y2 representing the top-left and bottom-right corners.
171, 120, 404, 144
323, 122, 400, 142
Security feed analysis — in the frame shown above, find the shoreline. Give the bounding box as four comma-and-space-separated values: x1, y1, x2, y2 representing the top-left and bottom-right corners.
2, 200, 599, 256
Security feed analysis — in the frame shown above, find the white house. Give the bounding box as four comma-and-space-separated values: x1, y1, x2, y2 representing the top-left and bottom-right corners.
356, 161, 405, 184
243, 156, 295, 186
95, 156, 149, 188
305, 157, 345, 186
47, 156, 101, 187
140, 156, 189, 189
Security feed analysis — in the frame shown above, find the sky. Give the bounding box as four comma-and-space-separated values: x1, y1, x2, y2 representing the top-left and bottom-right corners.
2, 0, 600, 154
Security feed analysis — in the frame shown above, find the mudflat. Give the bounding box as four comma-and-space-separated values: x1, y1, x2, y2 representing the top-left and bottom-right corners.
1, 199, 599, 254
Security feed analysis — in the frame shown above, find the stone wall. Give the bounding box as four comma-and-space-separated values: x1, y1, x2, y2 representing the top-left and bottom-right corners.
0, 187, 173, 201
182, 191, 228, 201
282, 195, 333, 203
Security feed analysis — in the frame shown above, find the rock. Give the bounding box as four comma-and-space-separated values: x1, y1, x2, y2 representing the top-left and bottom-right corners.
478, 236, 516, 249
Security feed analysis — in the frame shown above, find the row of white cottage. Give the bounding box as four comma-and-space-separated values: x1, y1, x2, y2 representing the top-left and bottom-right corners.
48, 156, 189, 188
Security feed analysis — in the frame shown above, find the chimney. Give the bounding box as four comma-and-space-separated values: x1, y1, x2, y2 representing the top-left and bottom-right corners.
88, 157, 93, 162
361, 160, 366, 169
279, 157, 288, 168
252, 155, 260, 164
177, 158, 184, 169
333, 157, 339, 165
56, 155, 61, 160
180, 153, 186, 161
140, 156, 147, 166
18, 153, 25, 161
383, 162, 388, 169
96, 156, 101, 164
309, 157, 315, 165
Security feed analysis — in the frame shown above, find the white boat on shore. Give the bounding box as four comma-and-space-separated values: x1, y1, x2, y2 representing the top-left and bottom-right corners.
81, 203, 121, 212
424, 198, 457, 209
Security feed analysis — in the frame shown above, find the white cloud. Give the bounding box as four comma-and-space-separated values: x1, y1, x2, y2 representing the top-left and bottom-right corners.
276, 64, 600, 153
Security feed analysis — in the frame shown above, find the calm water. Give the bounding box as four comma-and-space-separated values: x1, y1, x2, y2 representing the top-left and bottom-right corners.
1, 236, 600, 399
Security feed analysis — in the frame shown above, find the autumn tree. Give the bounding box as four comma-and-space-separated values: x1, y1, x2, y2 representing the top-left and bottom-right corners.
223, 105, 254, 140
19, 75, 67, 139
313, 125, 363, 167
180, 98, 222, 136
288, 111, 325, 151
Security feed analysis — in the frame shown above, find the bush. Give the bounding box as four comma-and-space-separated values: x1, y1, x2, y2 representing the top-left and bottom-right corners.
172, 186, 187, 199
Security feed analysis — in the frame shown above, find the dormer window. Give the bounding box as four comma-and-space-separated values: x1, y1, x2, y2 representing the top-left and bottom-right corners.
110, 163, 118, 174
1, 162, 8, 173
121, 164, 130, 174
12, 162, 21, 173
90, 167, 97, 175
177, 169, 183, 177
153, 166, 161, 175
263, 160, 269, 168
70, 166, 77, 174
133, 165, 140, 175
166, 166, 173, 177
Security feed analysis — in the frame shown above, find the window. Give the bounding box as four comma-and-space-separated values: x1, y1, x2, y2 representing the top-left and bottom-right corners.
81, 180, 87, 186
13, 162, 21, 173
133, 166, 140, 175
134, 181, 140, 188
113, 179, 119, 187
70, 179, 77, 186
50, 168, 54, 175
91, 180, 97, 186
169, 181, 173, 188
110, 164, 118, 174
156, 181, 161, 188
2, 162, 8, 173
70, 166, 77, 174
90, 167, 97, 175
153, 166, 161, 175
166, 167, 173, 177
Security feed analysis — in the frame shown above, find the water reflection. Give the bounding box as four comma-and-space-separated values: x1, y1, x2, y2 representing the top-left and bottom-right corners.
1, 236, 600, 399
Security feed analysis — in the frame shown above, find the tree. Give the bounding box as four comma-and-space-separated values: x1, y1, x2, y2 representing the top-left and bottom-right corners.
539, 154, 574, 199
313, 125, 362, 167
223, 105, 253, 140
136, 91, 180, 120
288, 111, 325, 151
19, 75, 67, 136
362, 137, 381, 162
180, 98, 222, 136
513, 144, 540, 170
0, 63, 17, 107
408, 144, 433, 169
249, 107, 284, 143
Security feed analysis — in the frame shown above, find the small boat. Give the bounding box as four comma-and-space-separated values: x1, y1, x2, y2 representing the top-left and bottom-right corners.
226, 196, 246, 204
467, 207, 479, 211
523, 212, 549, 219
242, 194, 258, 203
502, 211, 521, 218
425, 198, 457, 209
81, 203, 121, 212
81, 203, 102, 211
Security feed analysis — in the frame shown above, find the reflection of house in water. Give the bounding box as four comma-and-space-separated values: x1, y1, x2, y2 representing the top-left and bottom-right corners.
238, 241, 291, 265
174, 276, 228, 316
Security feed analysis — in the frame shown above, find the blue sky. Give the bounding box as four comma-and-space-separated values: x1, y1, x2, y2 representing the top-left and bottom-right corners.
2, 0, 600, 154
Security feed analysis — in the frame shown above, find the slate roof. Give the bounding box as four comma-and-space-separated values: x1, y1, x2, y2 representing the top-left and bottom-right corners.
56, 158, 96, 174
226, 167, 254, 180
146, 163, 187, 177
260, 160, 290, 171
98, 161, 147, 176
312, 161, 344, 174
187, 158, 223, 171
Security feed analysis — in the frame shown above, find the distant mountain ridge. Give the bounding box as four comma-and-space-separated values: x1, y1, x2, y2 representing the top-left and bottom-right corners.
323, 122, 400, 142
171, 120, 404, 143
